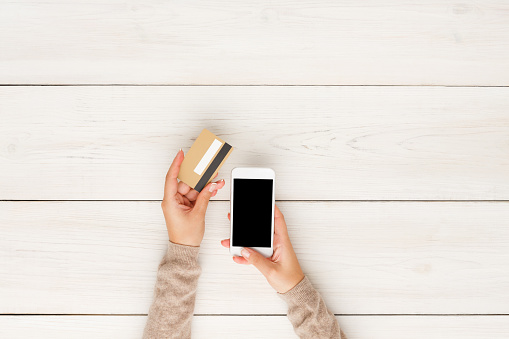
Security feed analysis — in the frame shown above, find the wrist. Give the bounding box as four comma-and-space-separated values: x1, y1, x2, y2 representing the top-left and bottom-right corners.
278, 276, 316, 305
169, 240, 200, 248
279, 273, 305, 294
168, 238, 201, 247
167, 231, 203, 247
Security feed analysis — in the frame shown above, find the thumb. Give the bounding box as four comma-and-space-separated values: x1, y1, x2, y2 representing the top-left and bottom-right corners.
241, 248, 273, 278
193, 182, 217, 216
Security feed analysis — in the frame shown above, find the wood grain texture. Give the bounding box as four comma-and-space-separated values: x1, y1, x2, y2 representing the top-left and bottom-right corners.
1, 316, 509, 339
1, 0, 509, 85
1, 201, 509, 315
2, 86, 509, 200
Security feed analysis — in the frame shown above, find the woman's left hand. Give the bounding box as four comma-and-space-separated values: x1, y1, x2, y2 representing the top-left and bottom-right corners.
162, 149, 226, 246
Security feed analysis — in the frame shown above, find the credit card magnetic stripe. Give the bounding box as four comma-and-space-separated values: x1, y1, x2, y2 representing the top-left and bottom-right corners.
194, 142, 232, 192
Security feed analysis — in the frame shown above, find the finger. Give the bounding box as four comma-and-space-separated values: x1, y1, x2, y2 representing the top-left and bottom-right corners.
164, 149, 184, 198
227, 212, 231, 221
192, 182, 218, 216
185, 189, 199, 202
177, 181, 192, 196
241, 248, 274, 277
182, 195, 193, 208
233, 256, 250, 265
215, 178, 226, 189
274, 204, 288, 236
186, 179, 224, 202
221, 239, 230, 248
208, 179, 225, 198
177, 203, 192, 211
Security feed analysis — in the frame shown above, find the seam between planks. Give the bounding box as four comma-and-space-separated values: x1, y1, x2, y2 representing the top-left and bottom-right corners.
2, 314, 509, 317
0, 84, 509, 87
2, 200, 509, 202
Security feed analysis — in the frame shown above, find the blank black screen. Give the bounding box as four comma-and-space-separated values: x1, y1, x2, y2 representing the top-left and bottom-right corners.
232, 178, 273, 247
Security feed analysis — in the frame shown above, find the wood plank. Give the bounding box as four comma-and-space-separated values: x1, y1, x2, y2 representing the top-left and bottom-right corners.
1, 86, 509, 200
1, 316, 509, 339
1, 201, 509, 314
1, 1, 509, 85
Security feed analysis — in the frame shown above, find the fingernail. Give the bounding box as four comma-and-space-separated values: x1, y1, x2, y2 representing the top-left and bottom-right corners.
241, 248, 250, 258
177, 148, 182, 156
209, 183, 217, 192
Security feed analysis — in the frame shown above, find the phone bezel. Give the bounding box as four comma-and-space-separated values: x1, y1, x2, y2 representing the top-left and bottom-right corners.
229, 167, 275, 258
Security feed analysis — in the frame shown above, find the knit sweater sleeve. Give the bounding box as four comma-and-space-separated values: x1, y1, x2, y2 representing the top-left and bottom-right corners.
143, 241, 201, 339
278, 276, 347, 339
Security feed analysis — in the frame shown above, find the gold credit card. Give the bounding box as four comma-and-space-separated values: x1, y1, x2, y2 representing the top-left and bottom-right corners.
178, 129, 233, 192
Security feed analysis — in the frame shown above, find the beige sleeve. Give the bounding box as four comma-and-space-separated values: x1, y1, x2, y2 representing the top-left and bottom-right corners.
143, 241, 201, 339
278, 276, 347, 339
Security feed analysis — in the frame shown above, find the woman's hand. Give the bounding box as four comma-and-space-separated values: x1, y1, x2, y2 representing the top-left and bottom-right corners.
162, 149, 226, 246
221, 204, 305, 293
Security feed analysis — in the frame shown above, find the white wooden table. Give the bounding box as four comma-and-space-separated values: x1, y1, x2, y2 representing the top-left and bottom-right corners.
1, 1, 509, 338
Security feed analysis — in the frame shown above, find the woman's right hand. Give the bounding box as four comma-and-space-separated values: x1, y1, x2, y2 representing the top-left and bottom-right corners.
220, 204, 305, 294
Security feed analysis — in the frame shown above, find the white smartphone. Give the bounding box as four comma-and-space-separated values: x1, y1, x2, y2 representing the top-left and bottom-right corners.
230, 167, 275, 258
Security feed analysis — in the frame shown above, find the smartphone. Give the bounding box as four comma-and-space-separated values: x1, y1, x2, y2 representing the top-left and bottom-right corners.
230, 167, 275, 258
